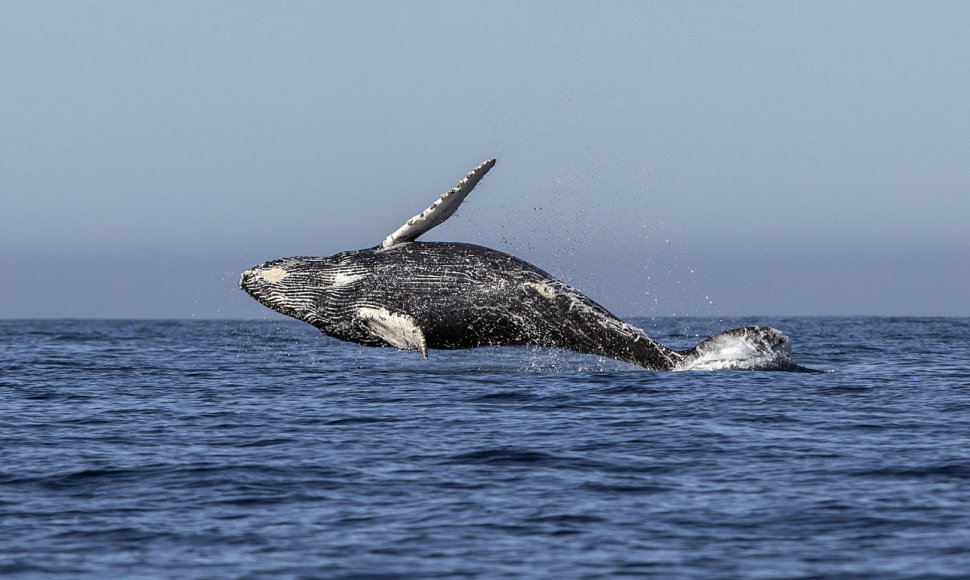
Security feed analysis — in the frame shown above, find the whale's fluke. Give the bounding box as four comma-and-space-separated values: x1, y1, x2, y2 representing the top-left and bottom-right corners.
380, 159, 496, 249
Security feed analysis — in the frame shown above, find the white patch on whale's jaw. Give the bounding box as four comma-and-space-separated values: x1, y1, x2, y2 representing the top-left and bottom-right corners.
675, 327, 793, 371
255, 267, 288, 283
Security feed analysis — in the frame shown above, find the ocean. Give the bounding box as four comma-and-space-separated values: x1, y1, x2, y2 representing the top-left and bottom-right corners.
2, 317, 969, 579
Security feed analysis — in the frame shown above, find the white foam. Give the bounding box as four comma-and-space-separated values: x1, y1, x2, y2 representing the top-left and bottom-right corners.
524, 282, 557, 299
676, 328, 793, 371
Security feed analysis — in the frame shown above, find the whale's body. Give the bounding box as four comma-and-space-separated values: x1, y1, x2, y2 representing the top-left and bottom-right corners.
241, 159, 802, 371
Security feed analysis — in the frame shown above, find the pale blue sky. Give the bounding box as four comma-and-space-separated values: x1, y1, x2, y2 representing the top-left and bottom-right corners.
2, 1, 968, 318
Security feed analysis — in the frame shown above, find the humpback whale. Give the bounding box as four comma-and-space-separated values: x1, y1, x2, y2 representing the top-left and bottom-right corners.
241, 159, 802, 371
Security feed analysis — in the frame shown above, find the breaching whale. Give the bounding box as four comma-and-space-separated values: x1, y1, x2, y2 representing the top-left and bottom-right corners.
241, 159, 802, 371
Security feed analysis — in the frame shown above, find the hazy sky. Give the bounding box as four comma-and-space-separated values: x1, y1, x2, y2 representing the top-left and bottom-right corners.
3, 1, 968, 318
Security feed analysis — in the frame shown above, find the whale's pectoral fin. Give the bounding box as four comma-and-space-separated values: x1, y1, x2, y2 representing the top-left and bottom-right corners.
380, 159, 496, 249
357, 307, 429, 359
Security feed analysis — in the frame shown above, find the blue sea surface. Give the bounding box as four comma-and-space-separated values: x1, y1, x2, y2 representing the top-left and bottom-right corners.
1, 317, 969, 579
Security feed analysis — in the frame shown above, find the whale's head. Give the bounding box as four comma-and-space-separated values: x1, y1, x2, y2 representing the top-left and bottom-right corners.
240, 253, 369, 328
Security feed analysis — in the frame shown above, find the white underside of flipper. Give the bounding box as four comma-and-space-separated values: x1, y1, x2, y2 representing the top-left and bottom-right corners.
357, 307, 429, 358
380, 159, 496, 249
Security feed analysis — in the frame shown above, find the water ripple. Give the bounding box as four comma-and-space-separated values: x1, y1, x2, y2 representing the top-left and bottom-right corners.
1, 317, 969, 578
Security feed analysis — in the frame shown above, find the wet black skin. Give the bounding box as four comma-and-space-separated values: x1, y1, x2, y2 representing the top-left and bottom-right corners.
241, 241, 804, 371
241, 242, 686, 369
